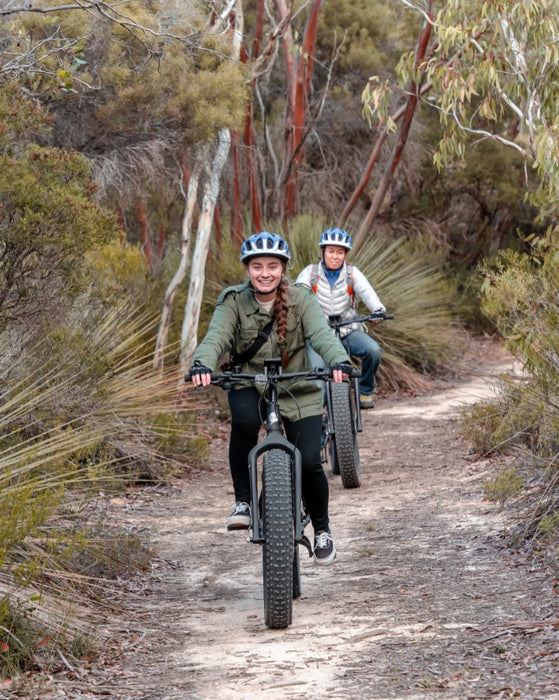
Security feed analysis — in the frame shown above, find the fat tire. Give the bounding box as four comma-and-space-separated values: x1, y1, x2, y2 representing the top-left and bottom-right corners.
262, 449, 294, 629
330, 381, 361, 489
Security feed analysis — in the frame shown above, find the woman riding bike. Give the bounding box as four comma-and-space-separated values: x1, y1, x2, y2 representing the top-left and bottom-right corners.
188, 232, 351, 565
296, 228, 385, 409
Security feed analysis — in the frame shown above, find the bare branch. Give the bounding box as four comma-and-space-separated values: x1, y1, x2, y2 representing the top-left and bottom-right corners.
450, 109, 527, 155
1, 1, 203, 46
399, 0, 435, 26
0, 0, 130, 16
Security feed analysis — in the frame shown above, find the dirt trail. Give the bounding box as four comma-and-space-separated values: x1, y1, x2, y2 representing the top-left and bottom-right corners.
37, 338, 559, 699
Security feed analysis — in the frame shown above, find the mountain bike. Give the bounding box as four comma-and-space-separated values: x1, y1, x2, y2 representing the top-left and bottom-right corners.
322, 311, 393, 489
185, 359, 334, 630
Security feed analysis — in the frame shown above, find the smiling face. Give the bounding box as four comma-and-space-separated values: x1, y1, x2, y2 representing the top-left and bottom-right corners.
323, 245, 347, 271
246, 256, 285, 301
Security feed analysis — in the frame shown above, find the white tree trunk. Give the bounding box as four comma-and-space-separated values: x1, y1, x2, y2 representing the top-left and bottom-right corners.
178, 1, 243, 374
179, 129, 232, 374
153, 157, 202, 371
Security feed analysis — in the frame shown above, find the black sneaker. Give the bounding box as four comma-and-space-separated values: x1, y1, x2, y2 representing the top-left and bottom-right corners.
227, 501, 251, 530
313, 531, 336, 565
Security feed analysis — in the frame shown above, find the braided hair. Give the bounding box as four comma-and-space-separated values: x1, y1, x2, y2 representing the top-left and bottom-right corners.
272, 275, 290, 369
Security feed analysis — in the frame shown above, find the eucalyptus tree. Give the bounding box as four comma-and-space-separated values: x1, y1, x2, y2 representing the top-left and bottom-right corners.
1, 1, 250, 365
0, 81, 117, 329
358, 0, 559, 250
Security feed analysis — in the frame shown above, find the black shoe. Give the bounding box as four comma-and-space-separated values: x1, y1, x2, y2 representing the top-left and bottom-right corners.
227, 501, 251, 530
313, 531, 336, 565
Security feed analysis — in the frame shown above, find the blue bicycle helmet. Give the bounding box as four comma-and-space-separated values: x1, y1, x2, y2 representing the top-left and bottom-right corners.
319, 228, 352, 250
240, 232, 291, 263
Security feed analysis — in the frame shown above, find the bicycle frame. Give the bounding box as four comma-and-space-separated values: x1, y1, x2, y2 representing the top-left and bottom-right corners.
187, 360, 331, 551
247, 394, 305, 546
186, 360, 340, 628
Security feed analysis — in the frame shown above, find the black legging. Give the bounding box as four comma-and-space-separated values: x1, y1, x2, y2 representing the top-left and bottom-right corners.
228, 387, 329, 533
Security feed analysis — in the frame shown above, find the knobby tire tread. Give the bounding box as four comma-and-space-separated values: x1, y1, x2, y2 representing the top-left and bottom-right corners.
330, 381, 361, 489
262, 449, 294, 629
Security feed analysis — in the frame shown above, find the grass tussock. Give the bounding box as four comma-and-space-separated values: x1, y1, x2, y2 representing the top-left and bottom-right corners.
0, 300, 202, 678
460, 232, 559, 562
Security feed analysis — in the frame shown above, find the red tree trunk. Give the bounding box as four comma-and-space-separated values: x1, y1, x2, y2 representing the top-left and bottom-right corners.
138, 199, 153, 269
353, 3, 434, 253
282, 0, 323, 222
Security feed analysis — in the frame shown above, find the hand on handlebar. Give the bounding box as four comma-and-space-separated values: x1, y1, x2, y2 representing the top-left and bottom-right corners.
331, 362, 353, 383
189, 363, 213, 387
368, 309, 387, 324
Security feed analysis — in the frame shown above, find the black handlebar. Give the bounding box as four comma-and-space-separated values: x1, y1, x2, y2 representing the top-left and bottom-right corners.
185, 366, 361, 386
328, 311, 394, 329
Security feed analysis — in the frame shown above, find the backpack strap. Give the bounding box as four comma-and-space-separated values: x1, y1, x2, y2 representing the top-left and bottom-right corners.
310, 263, 319, 294
310, 262, 355, 307
222, 318, 274, 369
346, 264, 356, 308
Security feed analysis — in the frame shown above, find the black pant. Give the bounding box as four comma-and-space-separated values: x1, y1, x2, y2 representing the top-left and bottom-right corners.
228, 387, 330, 533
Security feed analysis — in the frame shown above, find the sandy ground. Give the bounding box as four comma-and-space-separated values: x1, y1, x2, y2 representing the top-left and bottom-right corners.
21, 337, 558, 699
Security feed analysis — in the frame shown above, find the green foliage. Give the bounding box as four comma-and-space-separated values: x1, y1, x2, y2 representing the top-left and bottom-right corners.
2, 1, 250, 259
84, 238, 155, 306
0, 81, 52, 148
459, 228, 559, 553
288, 214, 325, 274
0, 295, 202, 672
484, 467, 523, 505
355, 232, 459, 377
459, 401, 504, 456
150, 411, 210, 467
0, 84, 120, 327
461, 372, 558, 462
0, 579, 102, 675
538, 512, 559, 541
362, 1, 559, 221
0, 598, 47, 677
181, 64, 249, 142
481, 235, 559, 438
316, 0, 415, 83
0, 481, 62, 573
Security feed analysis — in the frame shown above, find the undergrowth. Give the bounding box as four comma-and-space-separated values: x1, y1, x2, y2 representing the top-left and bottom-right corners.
460, 231, 559, 564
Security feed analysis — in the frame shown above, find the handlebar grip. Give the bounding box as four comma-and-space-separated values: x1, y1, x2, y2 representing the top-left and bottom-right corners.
384, 313, 394, 320
350, 368, 362, 378
184, 371, 219, 383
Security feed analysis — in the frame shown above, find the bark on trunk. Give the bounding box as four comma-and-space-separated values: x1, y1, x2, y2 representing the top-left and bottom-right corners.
155, 1, 243, 374
353, 4, 433, 254
153, 157, 201, 371
281, 0, 323, 221
179, 129, 232, 374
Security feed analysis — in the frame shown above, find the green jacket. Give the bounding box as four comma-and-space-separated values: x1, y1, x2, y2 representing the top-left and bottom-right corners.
191, 281, 351, 420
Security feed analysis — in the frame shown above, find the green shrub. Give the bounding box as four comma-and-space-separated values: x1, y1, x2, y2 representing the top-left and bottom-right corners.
459, 401, 504, 456
459, 229, 559, 554
0, 598, 46, 677
483, 467, 523, 504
